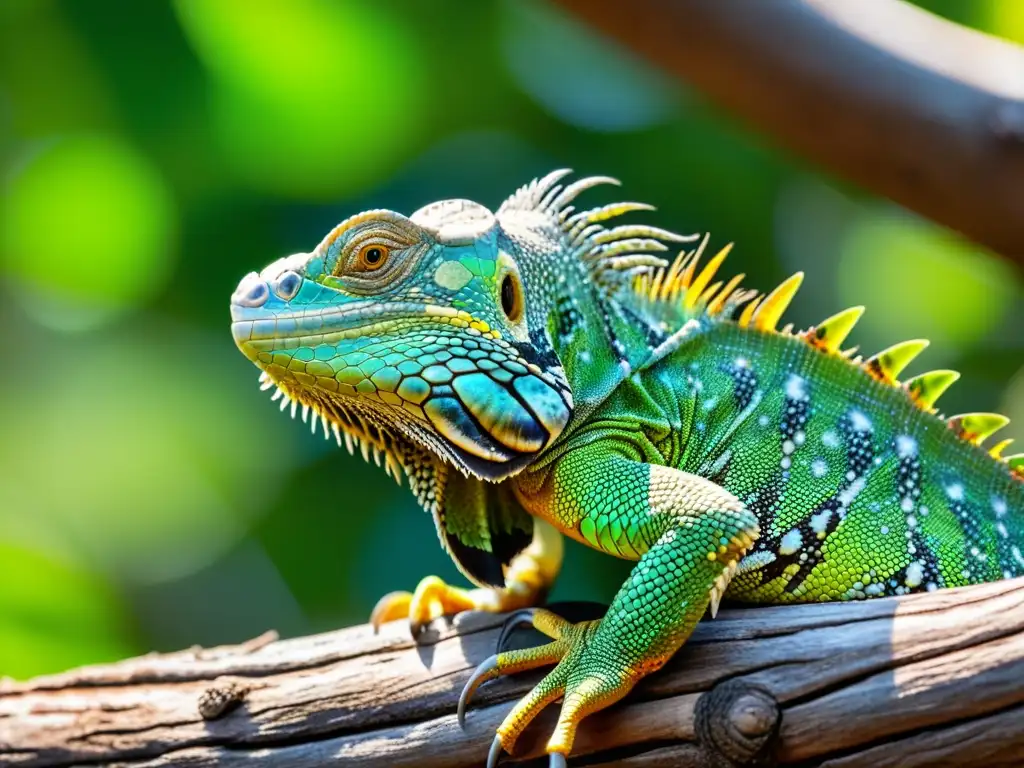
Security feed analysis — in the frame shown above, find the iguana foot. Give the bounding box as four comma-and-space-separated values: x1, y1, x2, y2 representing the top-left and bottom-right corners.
371, 522, 564, 640
370, 576, 503, 639
461, 607, 643, 766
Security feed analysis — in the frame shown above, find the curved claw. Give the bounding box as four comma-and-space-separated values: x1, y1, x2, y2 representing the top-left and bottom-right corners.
549, 754, 567, 768
369, 590, 412, 634
458, 654, 498, 728
487, 733, 505, 768
497, 609, 538, 653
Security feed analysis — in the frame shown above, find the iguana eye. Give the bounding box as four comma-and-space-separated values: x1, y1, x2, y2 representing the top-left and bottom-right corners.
357, 244, 389, 271
501, 273, 523, 322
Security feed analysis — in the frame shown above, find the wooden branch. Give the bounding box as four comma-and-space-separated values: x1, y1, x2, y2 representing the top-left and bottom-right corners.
2, 579, 1023, 767
551, 0, 1024, 264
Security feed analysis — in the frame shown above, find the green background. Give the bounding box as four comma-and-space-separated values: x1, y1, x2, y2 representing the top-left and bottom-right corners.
1, 0, 1021, 679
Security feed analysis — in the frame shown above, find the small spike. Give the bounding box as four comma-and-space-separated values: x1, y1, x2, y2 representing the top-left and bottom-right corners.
259, 377, 274, 392
684, 244, 733, 310
678, 234, 709, 290
905, 370, 959, 411
990, 438, 1014, 460
752, 273, 803, 332
707, 273, 745, 316
290, 400, 298, 420
301, 404, 310, 423
279, 395, 290, 412
806, 306, 864, 353
865, 339, 929, 384
1007, 454, 1024, 478
737, 295, 762, 328
331, 422, 343, 447
948, 413, 1010, 446
270, 387, 284, 402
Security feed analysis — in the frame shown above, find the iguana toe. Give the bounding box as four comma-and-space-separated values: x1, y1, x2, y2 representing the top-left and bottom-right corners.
464, 608, 624, 765
369, 575, 478, 639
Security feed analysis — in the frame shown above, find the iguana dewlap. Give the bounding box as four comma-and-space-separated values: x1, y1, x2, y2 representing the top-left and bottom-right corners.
230, 171, 1023, 766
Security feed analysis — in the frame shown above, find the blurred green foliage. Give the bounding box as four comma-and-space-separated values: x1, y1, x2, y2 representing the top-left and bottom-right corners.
0, 0, 1021, 680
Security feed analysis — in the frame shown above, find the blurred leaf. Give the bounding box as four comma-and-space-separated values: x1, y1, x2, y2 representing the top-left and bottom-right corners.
0, 320, 302, 584
173, 0, 429, 199
500, 0, 680, 132
1, 136, 176, 330
837, 210, 1018, 352
0, 542, 137, 679
986, 0, 1024, 43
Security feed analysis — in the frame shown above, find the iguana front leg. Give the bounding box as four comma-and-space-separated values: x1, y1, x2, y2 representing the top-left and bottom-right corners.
463, 449, 759, 766
370, 518, 563, 636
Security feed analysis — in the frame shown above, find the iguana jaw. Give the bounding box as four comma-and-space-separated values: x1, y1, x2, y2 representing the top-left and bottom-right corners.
230, 290, 560, 483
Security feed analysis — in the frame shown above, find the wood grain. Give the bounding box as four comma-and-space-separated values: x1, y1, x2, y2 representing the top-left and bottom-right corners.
1, 579, 1022, 767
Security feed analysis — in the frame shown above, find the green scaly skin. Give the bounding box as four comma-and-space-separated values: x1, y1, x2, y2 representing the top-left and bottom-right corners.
230, 171, 1024, 765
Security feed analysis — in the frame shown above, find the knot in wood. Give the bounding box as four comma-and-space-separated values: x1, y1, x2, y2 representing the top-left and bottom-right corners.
695, 679, 780, 767
198, 680, 249, 721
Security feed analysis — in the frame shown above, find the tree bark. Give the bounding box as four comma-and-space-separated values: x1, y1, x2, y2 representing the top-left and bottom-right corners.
1, 578, 1023, 767
551, 0, 1024, 265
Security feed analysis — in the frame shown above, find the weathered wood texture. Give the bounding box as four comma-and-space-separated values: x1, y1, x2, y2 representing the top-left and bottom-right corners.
552, 0, 1024, 265
2, 579, 1023, 767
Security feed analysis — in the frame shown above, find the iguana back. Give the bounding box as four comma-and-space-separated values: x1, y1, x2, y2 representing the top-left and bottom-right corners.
582, 319, 1024, 602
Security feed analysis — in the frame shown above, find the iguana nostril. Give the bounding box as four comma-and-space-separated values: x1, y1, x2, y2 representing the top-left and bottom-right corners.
274, 271, 302, 300
232, 272, 269, 308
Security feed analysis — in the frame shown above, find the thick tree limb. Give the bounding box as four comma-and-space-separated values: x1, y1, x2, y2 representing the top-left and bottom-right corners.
552, 0, 1024, 264
2, 579, 1023, 767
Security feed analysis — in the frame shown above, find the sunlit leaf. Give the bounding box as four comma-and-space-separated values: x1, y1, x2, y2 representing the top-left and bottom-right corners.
1, 136, 176, 330
173, 0, 428, 199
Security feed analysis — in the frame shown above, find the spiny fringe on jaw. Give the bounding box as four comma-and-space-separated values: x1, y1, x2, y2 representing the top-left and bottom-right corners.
497, 169, 700, 290
258, 371, 405, 484
631, 236, 1024, 483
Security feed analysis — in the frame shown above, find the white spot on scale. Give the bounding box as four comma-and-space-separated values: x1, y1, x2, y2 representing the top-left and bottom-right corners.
781, 456, 792, 470
811, 459, 828, 478
905, 560, 925, 588
737, 551, 777, 573
734, 357, 749, 368
896, 435, 918, 458
758, 415, 771, 427
838, 477, 867, 510
901, 498, 914, 513
779, 528, 803, 556
794, 430, 806, 446
785, 374, 808, 401
811, 509, 832, 535
993, 497, 1007, 518
946, 483, 965, 501
849, 409, 873, 432
703, 397, 718, 411
1013, 546, 1024, 568
997, 522, 1009, 539
822, 430, 840, 449
782, 439, 795, 455
880, 525, 889, 535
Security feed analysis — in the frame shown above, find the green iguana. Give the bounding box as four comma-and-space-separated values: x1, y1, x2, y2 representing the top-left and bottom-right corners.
230, 171, 1024, 766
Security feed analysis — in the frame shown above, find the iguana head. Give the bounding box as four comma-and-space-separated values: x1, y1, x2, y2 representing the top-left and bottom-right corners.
230, 170, 693, 486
